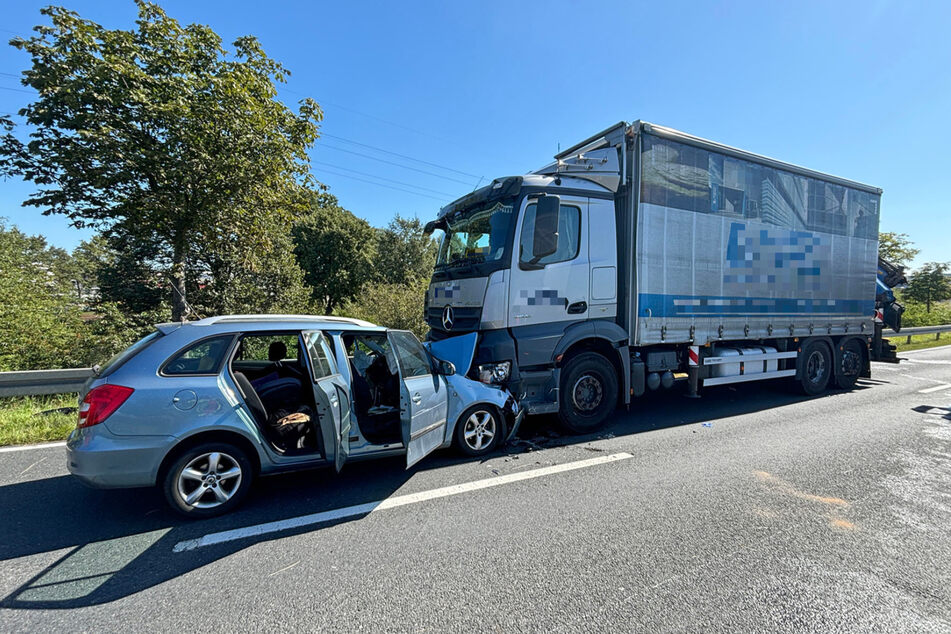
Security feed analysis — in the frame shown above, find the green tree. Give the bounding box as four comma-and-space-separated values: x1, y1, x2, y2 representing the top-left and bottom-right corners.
0, 2, 321, 321
878, 232, 919, 268
0, 221, 84, 370
337, 277, 430, 338
70, 235, 114, 306
293, 192, 377, 314
375, 215, 438, 285
904, 262, 951, 312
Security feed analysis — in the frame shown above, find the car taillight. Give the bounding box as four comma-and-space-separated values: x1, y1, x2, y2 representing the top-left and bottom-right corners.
78, 385, 134, 428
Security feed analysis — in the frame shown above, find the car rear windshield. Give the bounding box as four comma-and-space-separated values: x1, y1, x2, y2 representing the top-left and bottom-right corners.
95, 330, 163, 378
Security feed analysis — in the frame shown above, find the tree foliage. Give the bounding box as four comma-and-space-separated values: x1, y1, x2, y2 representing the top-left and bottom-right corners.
878, 232, 919, 268
904, 262, 951, 313
0, 2, 322, 320
375, 215, 438, 285
337, 276, 430, 339
293, 192, 377, 314
0, 221, 84, 370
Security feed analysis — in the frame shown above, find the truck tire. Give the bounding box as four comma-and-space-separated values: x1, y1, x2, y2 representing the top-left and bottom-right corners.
163, 442, 254, 518
558, 352, 618, 434
834, 339, 864, 390
798, 340, 832, 396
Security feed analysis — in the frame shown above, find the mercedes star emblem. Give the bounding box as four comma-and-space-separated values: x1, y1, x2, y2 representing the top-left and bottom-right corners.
442, 305, 454, 330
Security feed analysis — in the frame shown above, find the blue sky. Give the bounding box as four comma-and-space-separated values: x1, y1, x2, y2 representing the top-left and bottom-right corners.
1, 0, 949, 267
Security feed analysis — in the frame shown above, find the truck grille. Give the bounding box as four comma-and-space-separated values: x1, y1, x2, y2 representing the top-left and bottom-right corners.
426, 306, 483, 337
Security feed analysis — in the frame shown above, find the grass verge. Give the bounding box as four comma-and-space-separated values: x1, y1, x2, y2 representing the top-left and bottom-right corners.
0, 394, 78, 446
892, 333, 951, 353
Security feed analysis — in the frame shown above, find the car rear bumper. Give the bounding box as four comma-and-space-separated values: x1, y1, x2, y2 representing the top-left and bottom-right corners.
66, 426, 175, 489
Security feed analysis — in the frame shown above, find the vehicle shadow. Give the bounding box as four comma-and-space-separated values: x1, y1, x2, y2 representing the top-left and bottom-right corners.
0, 377, 879, 609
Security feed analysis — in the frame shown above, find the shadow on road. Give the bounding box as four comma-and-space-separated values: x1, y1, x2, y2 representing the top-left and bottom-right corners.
0, 378, 876, 609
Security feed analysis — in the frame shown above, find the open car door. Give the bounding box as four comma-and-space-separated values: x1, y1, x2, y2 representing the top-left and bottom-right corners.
388, 330, 449, 468
302, 330, 351, 472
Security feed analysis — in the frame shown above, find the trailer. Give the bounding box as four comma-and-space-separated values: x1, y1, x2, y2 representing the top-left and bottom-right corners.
424, 121, 900, 432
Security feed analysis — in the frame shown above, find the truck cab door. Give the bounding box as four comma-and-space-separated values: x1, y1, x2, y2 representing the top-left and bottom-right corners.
507, 195, 590, 364
302, 330, 351, 472
388, 330, 449, 468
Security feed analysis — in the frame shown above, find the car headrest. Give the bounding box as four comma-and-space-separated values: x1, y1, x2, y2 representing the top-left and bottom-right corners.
268, 341, 288, 362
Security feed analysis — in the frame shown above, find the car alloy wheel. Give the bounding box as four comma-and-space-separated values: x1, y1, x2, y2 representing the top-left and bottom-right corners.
176, 451, 243, 509
463, 409, 497, 452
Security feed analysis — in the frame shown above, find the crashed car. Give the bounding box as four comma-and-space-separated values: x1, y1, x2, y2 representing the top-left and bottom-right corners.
67, 315, 522, 517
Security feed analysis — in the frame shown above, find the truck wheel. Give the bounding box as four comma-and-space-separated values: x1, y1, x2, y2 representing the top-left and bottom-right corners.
834, 339, 864, 390
454, 406, 502, 457
558, 352, 619, 434
799, 340, 832, 396
163, 442, 253, 518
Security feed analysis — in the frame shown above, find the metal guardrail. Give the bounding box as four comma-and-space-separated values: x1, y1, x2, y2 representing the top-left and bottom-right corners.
1, 324, 950, 397
0, 368, 92, 398
896, 324, 951, 344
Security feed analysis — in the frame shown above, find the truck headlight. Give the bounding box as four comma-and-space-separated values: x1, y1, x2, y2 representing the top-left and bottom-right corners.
478, 361, 511, 384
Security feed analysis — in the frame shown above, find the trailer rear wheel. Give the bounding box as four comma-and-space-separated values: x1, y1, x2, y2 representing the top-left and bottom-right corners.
558, 352, 618, 434
834, 339, 864, 390
799, 340, 832, 396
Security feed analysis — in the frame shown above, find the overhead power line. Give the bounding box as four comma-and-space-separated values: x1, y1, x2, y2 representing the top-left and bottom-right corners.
321, 133, 481, 180
312, 160, 455, 198
282, 85, 446, 142
313, 166, 450, 203
318, 142, 474, 188
0, 85, 33, 94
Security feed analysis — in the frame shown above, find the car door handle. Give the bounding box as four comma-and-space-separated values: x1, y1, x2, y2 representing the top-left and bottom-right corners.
412, 393, 422, 404
567, 301, 587, 314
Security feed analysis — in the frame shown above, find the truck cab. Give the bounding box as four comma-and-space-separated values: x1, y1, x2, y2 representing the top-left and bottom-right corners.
424, 147, 630, 431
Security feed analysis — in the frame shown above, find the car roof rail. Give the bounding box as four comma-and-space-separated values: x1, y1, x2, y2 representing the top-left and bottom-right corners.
192, 315, 379, 328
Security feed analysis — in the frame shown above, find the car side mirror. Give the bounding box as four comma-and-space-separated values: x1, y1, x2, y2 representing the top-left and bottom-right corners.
434, 358, 456, 376
532, 195, 560, 260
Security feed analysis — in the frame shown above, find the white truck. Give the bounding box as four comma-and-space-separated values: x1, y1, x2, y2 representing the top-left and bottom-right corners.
424, 121, 899, 432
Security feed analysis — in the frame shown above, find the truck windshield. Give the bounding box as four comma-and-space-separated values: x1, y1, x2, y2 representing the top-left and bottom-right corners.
436, 201, 514, 268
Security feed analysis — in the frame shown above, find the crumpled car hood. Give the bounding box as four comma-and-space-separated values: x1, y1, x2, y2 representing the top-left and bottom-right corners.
425, 332, 478, 376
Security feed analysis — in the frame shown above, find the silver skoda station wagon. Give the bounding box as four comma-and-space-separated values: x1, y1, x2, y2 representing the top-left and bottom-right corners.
67, 315, 521, 517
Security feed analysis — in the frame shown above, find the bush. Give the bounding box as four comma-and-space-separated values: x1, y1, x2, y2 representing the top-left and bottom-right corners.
900, 301, 951, 328
336, 277, 429, 339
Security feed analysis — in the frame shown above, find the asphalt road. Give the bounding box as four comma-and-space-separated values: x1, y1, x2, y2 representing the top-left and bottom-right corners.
2, 346, 951, 632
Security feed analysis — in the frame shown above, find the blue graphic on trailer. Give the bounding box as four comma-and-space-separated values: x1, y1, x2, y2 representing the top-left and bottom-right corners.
637, 222, 872, 318
724, 222, 827, 293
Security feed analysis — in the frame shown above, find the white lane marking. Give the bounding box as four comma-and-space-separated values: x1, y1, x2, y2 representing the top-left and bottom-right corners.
870, 363, 900, 371
918, 383, 951, 394
173, 452, 634, 552
900, 347, 951, 356
0, 441, 66, 453
901, 374, 948, 385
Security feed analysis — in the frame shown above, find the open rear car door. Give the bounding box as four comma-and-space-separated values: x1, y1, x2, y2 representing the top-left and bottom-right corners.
387, 330, 449, 468
302, 330, 351, 472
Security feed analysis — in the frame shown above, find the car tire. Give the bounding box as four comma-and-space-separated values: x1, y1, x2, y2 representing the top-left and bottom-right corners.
163, 442, 253, 518
798, 340, 832, 396
558, 352, 619, 434
834, 339, 865, 390
454, 406, 502, 457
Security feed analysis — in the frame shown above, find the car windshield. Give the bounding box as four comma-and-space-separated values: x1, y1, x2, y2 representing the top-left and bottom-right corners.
436, 201, 515, 268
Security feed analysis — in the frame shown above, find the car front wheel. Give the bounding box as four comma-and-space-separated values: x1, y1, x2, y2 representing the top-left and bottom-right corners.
454, 406, 502, 457
163, 442, 253, 518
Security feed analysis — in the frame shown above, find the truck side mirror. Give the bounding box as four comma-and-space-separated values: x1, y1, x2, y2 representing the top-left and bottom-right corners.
532, 195, 560, 260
